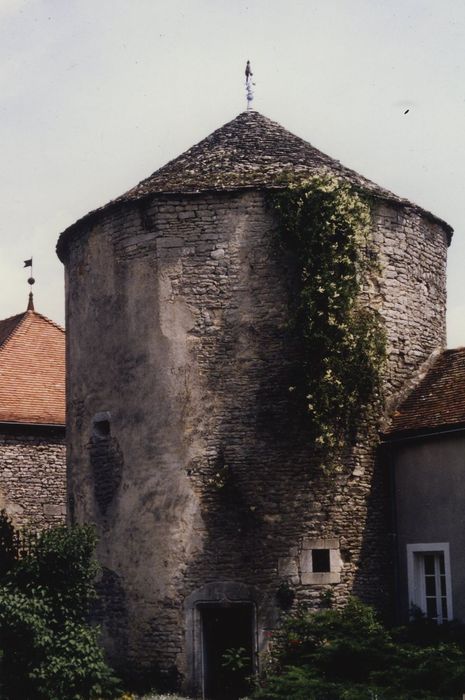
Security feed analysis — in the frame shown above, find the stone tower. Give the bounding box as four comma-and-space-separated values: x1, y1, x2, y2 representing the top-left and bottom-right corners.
57, 111, 451, 695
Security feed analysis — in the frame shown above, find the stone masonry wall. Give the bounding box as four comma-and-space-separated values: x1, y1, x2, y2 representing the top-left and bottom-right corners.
64, 189, 448, 688
372, 203, 447, 411
0, 430, 66, 529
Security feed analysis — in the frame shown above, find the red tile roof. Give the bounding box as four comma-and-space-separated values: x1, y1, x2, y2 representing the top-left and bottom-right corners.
386, 348, 465, 436
0, 308, 65, 426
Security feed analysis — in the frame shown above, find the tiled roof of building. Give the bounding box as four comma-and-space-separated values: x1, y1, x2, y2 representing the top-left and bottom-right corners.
0, 304, 65, 426
56, 110, 452, 261
386, 348, 465, 436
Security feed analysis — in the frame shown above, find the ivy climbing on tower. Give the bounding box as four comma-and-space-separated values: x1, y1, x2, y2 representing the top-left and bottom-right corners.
271, 175, 386, 466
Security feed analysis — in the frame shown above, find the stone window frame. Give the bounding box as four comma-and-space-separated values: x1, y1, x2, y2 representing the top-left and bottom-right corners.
407, 542, 453, 623
300, 538, 342, 585
278, 538, 342, 585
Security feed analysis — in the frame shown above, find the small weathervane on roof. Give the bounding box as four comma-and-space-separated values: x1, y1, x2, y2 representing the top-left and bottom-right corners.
23, 257, 35, 310
245, 60, 255, 110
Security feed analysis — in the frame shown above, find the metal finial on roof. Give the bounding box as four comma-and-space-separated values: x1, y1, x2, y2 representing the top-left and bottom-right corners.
23, 257, 35, 311
245, 60, 254, 110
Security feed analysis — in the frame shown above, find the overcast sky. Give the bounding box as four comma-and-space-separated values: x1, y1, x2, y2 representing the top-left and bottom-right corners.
1, 0, 465, 346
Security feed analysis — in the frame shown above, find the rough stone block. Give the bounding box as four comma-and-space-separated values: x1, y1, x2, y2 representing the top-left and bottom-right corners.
43, 503, 64, 516
302, 537, 340, 550
278, 556, 298, 578
210, 248, 225, 260
302, 572, 341, 585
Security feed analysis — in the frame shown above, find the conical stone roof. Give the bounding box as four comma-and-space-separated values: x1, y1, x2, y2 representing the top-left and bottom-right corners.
57, 110, 452, 260
118, 110, 399, 200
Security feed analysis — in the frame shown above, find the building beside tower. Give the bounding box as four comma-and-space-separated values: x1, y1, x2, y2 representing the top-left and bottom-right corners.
57, 110, 452, 696
0, 294, 66, 529
384, 348, 465, 625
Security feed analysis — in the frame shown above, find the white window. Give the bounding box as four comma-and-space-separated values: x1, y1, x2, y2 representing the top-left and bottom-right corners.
406, 543, 453, 623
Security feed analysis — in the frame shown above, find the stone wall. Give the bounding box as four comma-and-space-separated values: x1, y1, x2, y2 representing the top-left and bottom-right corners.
64, 189, 448, 689
371, 203, 448, 413
0, 427, 66, 529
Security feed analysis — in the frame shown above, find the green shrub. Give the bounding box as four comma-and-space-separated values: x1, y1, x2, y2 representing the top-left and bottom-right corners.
10, 524, 99, 623
0, 512, 119, 700
274, 598, 392, 680
252, 598, 465, 700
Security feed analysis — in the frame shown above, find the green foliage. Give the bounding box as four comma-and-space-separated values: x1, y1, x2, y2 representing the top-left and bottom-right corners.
270, 176, 386, 462
275, 581, 295, 611
206, 463, 231, 491
269, 598, 392, 682
252, 598, 465, 699
127, 696, 193, 700
221, 646, 250, 672
0, 510, 19, 574
0, 512, 119, 700
10, 524, 99, 622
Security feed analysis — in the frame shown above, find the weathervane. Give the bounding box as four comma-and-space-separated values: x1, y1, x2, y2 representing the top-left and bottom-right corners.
245, 60, 254, 110
23, 257, 35, 310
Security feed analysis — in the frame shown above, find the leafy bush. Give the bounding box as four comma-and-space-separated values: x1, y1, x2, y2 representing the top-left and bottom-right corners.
252, 598, 465, 699
0, 511, 119, 700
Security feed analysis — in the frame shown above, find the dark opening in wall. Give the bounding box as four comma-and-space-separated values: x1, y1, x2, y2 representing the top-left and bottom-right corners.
89, 411, 122, 516
92, 412, 111, 438
200, 603, 254, 700
312, 548, 331, 573
94, 420, 110, 437
185, 582, 259, 697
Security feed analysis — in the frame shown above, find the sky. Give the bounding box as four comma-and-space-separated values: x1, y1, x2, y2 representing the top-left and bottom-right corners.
1, 0, 465, 346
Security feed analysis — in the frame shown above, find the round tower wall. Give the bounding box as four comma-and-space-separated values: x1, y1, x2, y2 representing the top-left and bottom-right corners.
64, 190, 448, 688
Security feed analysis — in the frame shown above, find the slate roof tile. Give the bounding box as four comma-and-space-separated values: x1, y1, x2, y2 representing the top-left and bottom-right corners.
117, 110, 401, 200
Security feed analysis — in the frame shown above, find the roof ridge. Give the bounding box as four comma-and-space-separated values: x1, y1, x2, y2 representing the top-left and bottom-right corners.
27, 309, 65, 334
0, 310, 64, 356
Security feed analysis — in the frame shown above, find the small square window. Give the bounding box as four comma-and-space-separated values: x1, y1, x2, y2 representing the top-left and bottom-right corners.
312, 549, 330, 573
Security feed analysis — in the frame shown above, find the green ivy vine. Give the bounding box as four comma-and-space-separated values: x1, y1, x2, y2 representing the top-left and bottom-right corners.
270, 175, 386, 460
